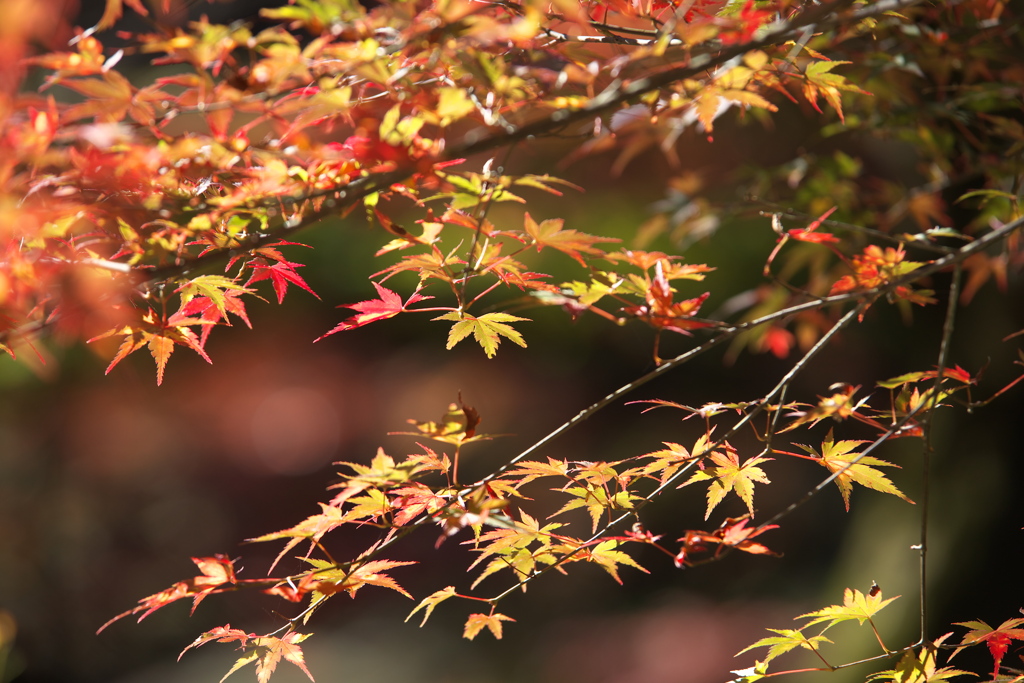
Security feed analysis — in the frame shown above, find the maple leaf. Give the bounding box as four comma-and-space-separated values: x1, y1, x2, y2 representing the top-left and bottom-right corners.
406, 586, 458, 627
389, 483, 450, 526
98, 555, 238, 633
391, 399, 489, 447
736, 628, 833, 663
245, 258, 320, 304
463, 612, 515, 640
798, 587, 900, 632
316, 282, 432, 341
788, 207, 840, 243
329, 447, 440, 504
176, 275, 255, 320
28, 34, 109, 82
717, 517, 780, 556
246, 503, 346, 571
468, 511, 564, 587
801, 60, 870, 123
780, 384, 867, 432
952, 617, 1024, 680
302, 558, 416, 600
800, 430, 913, 511
470, 511, 562, 559
373, 249, 466, 283
870, 642, 972, 683
828, 244, 934, 307
89, 309, 213, 385
473, 242, 552, 291
188, 555, 239, 614
504, 458, 571, 487
764, 207, 841, 276
523, 212, 619, 265
179, 624, 253, 660
719, 0, 772, 45
877, 366, 974, 389
434, 311, 529, 358
250, 633, 315, 683
638, 441, 700, 483
194, 631, 314, 683
682, 444, 771, 519
469, 545, 553, 589
178, 289, 254, 347
584, 539, 648, 584
674, 516, 779, 567
177, 276, 255, 346
339, 488, 391, 524
551, 480, 641, 533
624, 260, 715, 335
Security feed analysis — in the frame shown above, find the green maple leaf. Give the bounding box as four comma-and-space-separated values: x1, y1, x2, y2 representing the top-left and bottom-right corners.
736, 628, 833, 664
434, 311, 529, 358
682, 445, 771, 519
176, 275, 254, 319
797, 587, 900, 632
801, 430, 913, 511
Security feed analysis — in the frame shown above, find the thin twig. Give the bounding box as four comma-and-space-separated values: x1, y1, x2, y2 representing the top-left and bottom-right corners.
917, 263, 962, 641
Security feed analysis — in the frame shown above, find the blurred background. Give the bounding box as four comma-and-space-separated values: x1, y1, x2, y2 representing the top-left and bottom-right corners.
2, 1, 1023, 682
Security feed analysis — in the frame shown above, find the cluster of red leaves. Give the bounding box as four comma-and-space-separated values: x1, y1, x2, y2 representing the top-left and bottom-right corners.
830, 244, 936, 307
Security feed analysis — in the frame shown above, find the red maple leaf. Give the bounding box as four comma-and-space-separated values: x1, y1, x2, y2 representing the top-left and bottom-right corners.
246, 259, 320, 304
315, 283, 432, 341
625, 261, 714, 335
719, 1, 772, 45
764, 206, 841, 276
953, 617, 1024, 679
787, 206, 840, 244
97, 555, 238, 633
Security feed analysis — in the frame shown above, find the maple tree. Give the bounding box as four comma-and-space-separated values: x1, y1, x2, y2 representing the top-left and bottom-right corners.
2, 0, 1024, 682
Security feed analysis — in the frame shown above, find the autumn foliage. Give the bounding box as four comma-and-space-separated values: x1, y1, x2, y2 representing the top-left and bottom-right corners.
3, 0, 1024, 681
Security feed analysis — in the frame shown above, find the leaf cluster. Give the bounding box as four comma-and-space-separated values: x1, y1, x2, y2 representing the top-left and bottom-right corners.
3, 1, 1023, 682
